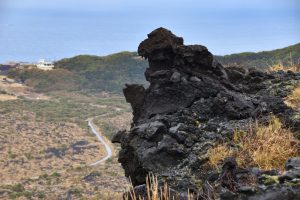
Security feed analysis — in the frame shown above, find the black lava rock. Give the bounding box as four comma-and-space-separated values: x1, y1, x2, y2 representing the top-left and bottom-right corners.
115, 28, 300, 199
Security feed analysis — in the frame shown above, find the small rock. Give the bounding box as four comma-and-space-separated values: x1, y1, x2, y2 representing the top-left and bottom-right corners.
220, 187, 237, 200
285, 157, 300, 170
249, 167, 262, 176
238, 186, 256, 194
169, 123, 182, 134
279, 169, 300, 183
291, 178, 300, 184
170, 71, 181, 82
190, 76, 201, 82
181, 76, 189, 84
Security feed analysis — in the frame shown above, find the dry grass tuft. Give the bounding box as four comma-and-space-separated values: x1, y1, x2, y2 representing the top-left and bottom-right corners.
207, 145, 234, 169
125, 173, 199, 200
125, 174, 172, 200
268, 56, 299, 73
268, 63, 298, 72
208, 115, 299, 171
268, 63, 285, 72
285, 86, 300, 108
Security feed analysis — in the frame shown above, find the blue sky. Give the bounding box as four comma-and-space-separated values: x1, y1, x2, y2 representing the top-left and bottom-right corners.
0, 0, 299, 62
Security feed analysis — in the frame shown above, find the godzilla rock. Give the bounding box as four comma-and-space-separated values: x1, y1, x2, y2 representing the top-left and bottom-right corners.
116, 28, 300, 198
138, 27, 183, 69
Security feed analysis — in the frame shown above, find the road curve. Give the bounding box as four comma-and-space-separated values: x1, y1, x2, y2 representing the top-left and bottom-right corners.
88, 119, 113, 166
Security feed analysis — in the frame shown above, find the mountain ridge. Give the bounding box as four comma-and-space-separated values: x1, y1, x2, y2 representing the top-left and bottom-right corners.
5, 43, 300, 94
215, 42, 300, 69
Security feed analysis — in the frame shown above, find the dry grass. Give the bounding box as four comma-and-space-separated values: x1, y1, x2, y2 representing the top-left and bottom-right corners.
0, 89, 130, 199
125, 174, 198, 200
208, 115, 299, 171
268, 56, 299, 73
285, 86, 300, 108
207, 145, 234, 169
268, 63, 298, 72
0, 112, 106, 183
125, 174, 171, 200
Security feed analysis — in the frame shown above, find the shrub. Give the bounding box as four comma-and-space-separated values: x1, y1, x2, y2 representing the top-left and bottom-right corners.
51, 172, 61, 178
208, 115, 299, 171
69, 187, 82, 197
0, 90, 8, 94
11, 184, 25, 193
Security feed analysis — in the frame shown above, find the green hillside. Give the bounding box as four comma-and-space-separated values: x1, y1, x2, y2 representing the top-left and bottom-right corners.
8, 52, 148, 93
55, 51, 148, 92
7, 68, 83, 92
215, 43, 300, 69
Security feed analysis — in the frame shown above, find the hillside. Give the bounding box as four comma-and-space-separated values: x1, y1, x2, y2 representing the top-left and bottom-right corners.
215, 43, 300, 69
7, 52, 148, 94
6, 44, 300, 94
7, 69, 83, 93
55, 51, 148, 92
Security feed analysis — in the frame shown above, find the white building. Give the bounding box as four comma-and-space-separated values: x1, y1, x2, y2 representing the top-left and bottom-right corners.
37, 59, 54, 70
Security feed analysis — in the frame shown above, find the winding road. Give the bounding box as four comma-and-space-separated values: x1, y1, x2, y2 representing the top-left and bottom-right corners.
87, 119, 113, 166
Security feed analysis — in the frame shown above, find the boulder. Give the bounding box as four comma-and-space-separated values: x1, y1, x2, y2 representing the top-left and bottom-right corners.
115, 28, 300, 199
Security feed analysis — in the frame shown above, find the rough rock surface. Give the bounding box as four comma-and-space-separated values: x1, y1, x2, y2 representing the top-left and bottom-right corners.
114, 28, 300, 199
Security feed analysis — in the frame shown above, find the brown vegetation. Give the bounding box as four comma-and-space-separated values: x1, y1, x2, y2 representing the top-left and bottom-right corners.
285, 86, 300, 108
0, 91, 130, 199
125, 174, 195, 200
0, 112, 104, 183
208, 115, 299, 171
268, 55, 300, 72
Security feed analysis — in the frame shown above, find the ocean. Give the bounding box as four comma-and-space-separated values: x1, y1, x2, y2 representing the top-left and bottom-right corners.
0, 7, 299, 63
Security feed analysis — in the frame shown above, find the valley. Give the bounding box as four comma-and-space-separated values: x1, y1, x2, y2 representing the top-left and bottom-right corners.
0, 76, 132, 199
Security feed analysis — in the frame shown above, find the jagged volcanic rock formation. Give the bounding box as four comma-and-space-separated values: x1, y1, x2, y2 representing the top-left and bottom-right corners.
113, 28, 300, 199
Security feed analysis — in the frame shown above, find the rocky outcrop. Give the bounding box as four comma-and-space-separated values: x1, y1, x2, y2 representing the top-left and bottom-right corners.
114, 28, 300, 199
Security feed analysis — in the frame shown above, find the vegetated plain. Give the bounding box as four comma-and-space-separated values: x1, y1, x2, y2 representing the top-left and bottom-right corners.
0, 43, 299, 199
0, 87, 132, 199
0, 52, 140, 199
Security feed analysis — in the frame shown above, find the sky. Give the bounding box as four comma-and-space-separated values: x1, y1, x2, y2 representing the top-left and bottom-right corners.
0, 0, 299, 62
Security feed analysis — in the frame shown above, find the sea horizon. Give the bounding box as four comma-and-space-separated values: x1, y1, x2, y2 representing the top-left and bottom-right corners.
1, 0, 299, 63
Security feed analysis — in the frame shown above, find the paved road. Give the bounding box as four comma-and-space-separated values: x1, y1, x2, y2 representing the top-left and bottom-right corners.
88, 119, 113, 166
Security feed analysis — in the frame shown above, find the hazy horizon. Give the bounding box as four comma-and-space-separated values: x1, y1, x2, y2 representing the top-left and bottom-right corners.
0, 0, 299, 63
